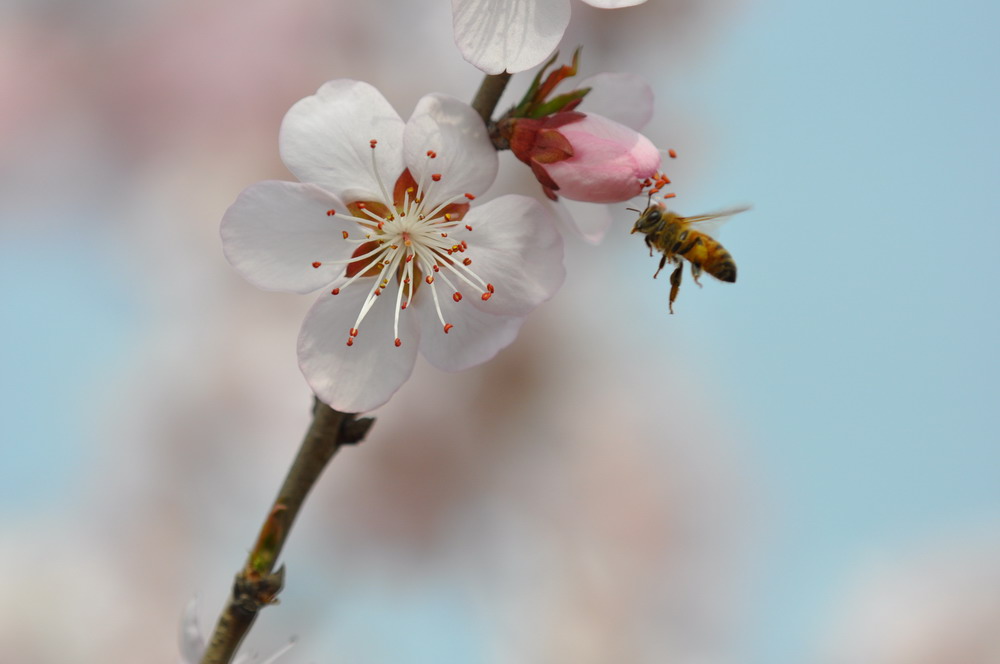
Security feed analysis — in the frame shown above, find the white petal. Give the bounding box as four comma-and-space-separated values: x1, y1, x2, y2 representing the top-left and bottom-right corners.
178, 598, 205, 664
461, 194, 565, 316
279, 79, 405, 200
417, 298, 525, 372
405, 93, 498, 202
298, 282, 421, 413
221, 181, 355, 294
552, 198, 615, 244
579, 0, 646, 7
451, 0, 570, 74
578, 73, 655, 130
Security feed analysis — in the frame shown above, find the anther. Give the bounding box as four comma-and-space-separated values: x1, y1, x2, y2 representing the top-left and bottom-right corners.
432, 265, 440, 272
486, 283, 494, 293
331, 288, 340, 295
668, 148, 677, 159
464, 193, 475, 200
431, 174, 442, 182
426, 150, 437, 158
346, 338, 354, 347
312, 262, 322, 268
443, 323, 453, 334
350, 328, 359, 337
663, 192, 677, 199
342, 231, 349, 239
326, 209, 337, 216
465, 224, 473, 231
453, 292, 462, 302
481, 292, 492, 301
394, 338, 402, 347
462, 258, 472, 266
370, 139, 378, 148
441, 232, 448, 238
425, 275, 435, 284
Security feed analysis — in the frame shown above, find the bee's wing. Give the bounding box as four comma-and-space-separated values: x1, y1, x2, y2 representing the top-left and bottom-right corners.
683, 205, 751, 237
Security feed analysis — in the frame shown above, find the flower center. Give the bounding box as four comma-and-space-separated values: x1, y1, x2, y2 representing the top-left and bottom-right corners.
320, 141, 494, 348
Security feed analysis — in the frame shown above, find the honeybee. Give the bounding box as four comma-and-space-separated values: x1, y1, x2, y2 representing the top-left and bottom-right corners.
630, 202, 749, 313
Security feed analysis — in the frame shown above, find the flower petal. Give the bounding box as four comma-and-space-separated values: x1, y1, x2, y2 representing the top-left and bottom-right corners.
580, 0, 646, 7
451, 0, 570, 74
405, 93, 499, 202
460, 194, 565, 316
417, 300, 525, 372
221, 181, 356, 294
552, 197, 615, 244
544, 113, 660, 203
578, 73, 654, 130
279, 79, 405, 200
298, 282, 421, 413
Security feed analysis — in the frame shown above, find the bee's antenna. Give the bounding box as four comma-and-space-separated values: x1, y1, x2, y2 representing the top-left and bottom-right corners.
625, 207, 640, 213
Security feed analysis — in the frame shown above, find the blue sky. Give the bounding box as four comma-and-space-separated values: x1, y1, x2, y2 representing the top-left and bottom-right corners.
657, 0, 1000, 660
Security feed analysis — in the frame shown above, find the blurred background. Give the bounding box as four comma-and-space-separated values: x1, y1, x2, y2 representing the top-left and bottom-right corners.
1, 0, 998, 662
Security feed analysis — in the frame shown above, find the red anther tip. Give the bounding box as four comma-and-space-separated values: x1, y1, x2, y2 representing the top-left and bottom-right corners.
331, 288, 340, 295
401, 302, 408, 309
464, 193, 475, 200
426, 150, 437, 158
440, 232, 448, 237
326, 209, 337, 216
486, 283, 495, 293
425, 275, 434, 284
668, 148, 677, 159
370, 139, 378, 148
452, 292, 462, 302
431, 173, 442, 182
350, 328, 359, 337
346, 338, 354, 347
312, 261, 322, 268
664, 192, 677, 199
462, 258, 472, 266
374, 289, 381, 296
357, 202, 367, 209
342, 231, 349, 239
481, 292, 492, 301
465, 224, 473, 231
443, 323, 453, 334
432, 265, 440, 272
394, 338, 402, 347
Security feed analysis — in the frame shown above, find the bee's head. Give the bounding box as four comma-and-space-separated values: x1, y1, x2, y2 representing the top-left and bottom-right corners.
630, 203, 665, 234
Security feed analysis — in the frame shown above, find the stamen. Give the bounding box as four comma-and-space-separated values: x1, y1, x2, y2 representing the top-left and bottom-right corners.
453, 292, 462, 302
331, 288, 340, 295
326, 209, 337, 216
668, 148, 678, 159
312, 262, 322, 268
443, 323, 453, 333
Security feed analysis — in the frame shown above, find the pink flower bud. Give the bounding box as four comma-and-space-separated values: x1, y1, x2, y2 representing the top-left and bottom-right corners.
504, 112, 661, 203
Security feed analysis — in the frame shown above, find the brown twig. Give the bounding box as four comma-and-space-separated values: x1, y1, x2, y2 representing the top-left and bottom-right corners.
199, 398, 375, 664
470, 72, 512, 148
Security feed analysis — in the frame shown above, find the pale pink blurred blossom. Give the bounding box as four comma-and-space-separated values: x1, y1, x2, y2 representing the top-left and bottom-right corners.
222, 80, 565, 412
180, 598, 295, 664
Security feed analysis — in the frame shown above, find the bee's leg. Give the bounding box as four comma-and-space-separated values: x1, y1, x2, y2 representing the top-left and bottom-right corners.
690, 262, 704, 288
653, 254, 668, 279
645, 236, 655, 257
668, 263, 683, 314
